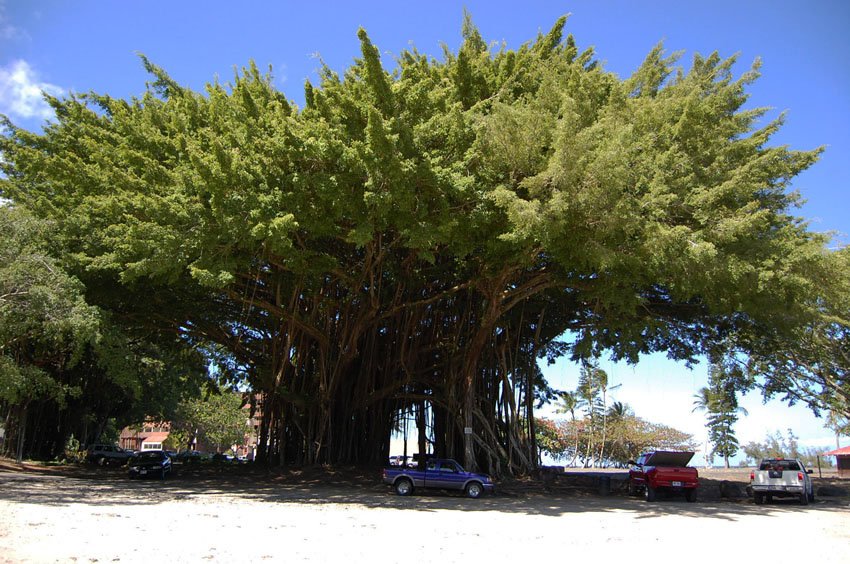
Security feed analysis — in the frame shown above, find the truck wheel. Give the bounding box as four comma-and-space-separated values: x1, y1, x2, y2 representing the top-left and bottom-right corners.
685, 489, 697, 503
644, 485, 656, 502
753, 492, 764, 505
466, 482, 483, 499
395, 478, 413, 496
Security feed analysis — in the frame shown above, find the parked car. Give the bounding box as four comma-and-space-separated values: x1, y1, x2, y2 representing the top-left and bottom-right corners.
175, 451, 206, 464
628, 451, 699, 502
750, 458, 814, 505
382, 458, 495, 498
127, 450, 172, 479
388, 455, 414, 467
212, 452, 236, 464
86, 444, 133, 466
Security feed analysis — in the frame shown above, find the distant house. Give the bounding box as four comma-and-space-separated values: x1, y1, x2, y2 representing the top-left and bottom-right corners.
119, 421, 171, 452
824, 446, 850, 479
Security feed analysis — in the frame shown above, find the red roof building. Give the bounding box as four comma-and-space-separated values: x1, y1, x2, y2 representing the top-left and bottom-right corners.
119, 421, 171, 452
824, 446, 850, 479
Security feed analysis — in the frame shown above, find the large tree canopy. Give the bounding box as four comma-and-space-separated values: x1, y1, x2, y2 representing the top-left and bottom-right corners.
0, 15, 835, 474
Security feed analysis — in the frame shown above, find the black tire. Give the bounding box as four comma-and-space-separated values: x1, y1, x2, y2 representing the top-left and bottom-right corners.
628, 480, 637, 496
395, 478, 413, 496
753, 492, 764, 505
644, 485, 656, 502
808, 487, 815, 503
800, 491, 809, 506
766, 494, 773, 503
685, 489, 697, 503
466, 482, 484, 499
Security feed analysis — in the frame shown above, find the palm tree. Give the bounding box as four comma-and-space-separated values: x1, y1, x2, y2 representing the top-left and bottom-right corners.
693, 387, 714, 467
555, 391, 580, 467
692, 387, 712, 414
555, 391, 579, 420
607, 401, 632, 422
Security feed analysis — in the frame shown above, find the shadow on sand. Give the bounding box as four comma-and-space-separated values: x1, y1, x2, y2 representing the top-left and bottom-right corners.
1, 462, 847, 522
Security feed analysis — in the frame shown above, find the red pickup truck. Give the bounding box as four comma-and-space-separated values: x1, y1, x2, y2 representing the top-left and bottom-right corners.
628, 451, 699, 502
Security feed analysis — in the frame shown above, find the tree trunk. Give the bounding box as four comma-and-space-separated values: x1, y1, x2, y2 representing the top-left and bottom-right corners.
16, 404, 28, 463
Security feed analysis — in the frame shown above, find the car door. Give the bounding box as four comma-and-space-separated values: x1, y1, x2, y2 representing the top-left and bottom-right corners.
437, 460, 466, 491
630, 455, 647, 486
423, 460, 440, 488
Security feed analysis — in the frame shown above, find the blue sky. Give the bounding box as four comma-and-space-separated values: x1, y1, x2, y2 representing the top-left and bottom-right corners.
2, 1, 848, 463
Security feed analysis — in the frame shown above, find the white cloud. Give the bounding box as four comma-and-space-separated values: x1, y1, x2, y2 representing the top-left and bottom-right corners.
0, 60, 63, 120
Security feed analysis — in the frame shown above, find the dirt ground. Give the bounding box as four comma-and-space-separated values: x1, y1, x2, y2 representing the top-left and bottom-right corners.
1, 460, 848, 563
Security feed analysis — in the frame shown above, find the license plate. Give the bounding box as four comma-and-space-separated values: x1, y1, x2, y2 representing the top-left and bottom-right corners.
140, 470, 147, 475
672, 481, 682, 487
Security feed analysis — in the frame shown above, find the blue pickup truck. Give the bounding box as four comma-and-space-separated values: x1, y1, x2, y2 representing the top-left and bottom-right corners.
382, 458, 495, 498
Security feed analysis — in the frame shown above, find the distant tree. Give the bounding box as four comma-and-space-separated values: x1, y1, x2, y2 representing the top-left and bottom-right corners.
173, 390, 249, 454
537, 413, 695, 467
554, 390, 581, 466
824, 409, 850, 449
535, 418, 570, 463
555, 391, 579, 420
576, 362, 609, 466
606, 401, 633, 422
691, 387, 715, 466
742, 429, 831, 468
693, 361, 749, 468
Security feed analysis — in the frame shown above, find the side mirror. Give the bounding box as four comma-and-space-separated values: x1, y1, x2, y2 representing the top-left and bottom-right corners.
806, 469, 813, 474
627, 460, 637, 466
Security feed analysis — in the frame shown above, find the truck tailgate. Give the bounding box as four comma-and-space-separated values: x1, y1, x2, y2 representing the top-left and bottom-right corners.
654, 466, 698, 486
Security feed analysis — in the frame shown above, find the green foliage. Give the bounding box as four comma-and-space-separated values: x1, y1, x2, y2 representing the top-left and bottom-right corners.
741, 429, 832, 468
172, 390, 249, 453
577, 362, 608, 423
97, 419, 121, 446
0, 206, 101, 407
744, 247, 850, 421
62, 434, 85, 463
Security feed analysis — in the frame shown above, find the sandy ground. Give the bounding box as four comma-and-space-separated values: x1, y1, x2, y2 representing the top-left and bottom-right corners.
1, 464, 848, 563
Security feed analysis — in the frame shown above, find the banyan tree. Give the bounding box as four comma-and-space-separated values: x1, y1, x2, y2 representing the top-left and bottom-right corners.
0, 15, 830, 475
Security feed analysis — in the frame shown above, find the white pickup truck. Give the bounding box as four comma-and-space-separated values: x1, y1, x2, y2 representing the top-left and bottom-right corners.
750, 458, 814, 505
